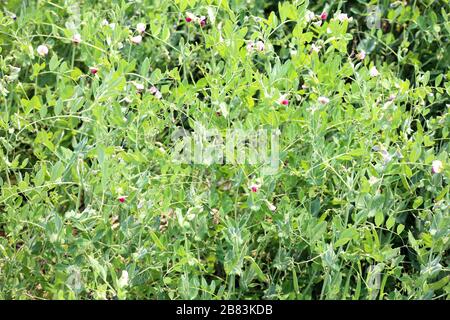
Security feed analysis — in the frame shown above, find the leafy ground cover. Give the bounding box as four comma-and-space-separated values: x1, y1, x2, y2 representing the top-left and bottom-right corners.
0, 0, 449, 299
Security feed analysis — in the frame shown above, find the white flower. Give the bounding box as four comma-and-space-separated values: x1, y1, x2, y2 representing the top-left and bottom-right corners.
336, 13, 352, 22
265, 200, 276, 212
118, 270, 129, 287
305, 10, 315, 22
134, 82, 144, 91
131, 35, 142, 44
136, 23, 146, 34
368, 176, 379, 185
72, 33, 81, 44
36, 45, 49, 57
383, 101, 394, 109
318, 96, 330, 104
256, 41, 265, 52
101, 19, 109, 26
356, 50, 366, 60
370, 66, 380, 77
246, 40, 254, 53
432, 160, 443, 174
149, 86, 158, 94
120, 96, 132, 104
149, 86, 162, 99
381, 150, 392, 164
311, 43, 321, 53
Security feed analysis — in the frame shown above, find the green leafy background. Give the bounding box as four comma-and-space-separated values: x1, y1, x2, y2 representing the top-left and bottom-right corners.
0, 0, 448, 299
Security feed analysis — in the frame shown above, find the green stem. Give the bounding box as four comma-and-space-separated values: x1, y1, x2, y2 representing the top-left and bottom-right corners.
71, 46, 76, 70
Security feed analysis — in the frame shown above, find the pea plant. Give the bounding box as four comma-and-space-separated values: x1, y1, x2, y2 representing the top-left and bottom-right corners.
0, 0, 448, 300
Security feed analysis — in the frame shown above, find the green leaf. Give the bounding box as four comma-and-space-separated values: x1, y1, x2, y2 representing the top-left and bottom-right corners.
412, 196, 423, 209
150, 231, 165, 250
245, 256, 267, 282
386, 216, 395, 230
409, 143, 421, 163
70, 67, 83, 80
140, 57, 150, 76
49, 54, 59, 71
375, 211, 384, 227
335, 228, 358, 247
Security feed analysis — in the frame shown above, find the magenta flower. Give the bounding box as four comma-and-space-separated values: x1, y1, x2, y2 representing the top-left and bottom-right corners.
199, 16, 207, 27
278, 95, 289, 106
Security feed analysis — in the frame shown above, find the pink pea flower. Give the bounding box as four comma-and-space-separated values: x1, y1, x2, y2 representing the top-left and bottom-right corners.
278, 95, 289, 105
356, 50, 366, 60
370, 66, 380, 77
246, 41, 255, 53
199, 16, 207, 27
134, 82, 145, 92
318, 96, 330, 105
320, 11, 328, 20
256, 41, 265, 52
186, 12, 196, 23
89, 67, 98, 75
250, 185, 258, 193
118, 196, 127, 203
305, 10, 315, 22
136, 23, 146, 34
149, 86, 158, 94
149, 86, 162, 99
72, 33, 81, 44
131, 35, 142, 44
37, 44, 49, 57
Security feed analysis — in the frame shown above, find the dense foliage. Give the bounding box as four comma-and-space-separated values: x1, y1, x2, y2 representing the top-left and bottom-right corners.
0, 0, 449, 299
